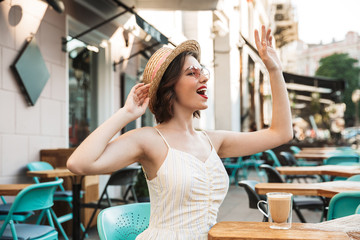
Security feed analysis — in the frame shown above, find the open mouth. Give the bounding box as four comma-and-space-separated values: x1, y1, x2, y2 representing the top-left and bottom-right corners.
196, 87, 208, 99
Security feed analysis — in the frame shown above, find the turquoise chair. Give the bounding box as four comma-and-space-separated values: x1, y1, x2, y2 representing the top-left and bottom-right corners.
356, 204, 360, 214
290, 146, 301, 154
0, 195, 34, 222
327, 191, 360, 220
264, 150, 282, 167
323, 155, 360, 165
325, 163, 360, 181
347, 175, 360, 181
0, 179, 63, 240
223, 157, 246, 184
27, 161, 87, 240
242, 152, 266, 182
336, 146, 353, 151
289, 146, 317, 166
322, 156, 360, 181
82, 166, 140, 238
265, 149, 306, 182
97, 202, 150, 240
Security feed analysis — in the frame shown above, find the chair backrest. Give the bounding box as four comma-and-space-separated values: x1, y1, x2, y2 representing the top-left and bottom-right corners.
238, 180, 267, 222
27, 161, 56, 182
9, 179, 62, 214
280, 151, 298, 166
356, 204, 360, 214
347, 175, 360, 181
323, 155, 360, 165
259, 164, 284, 183
250, 152, 263, 160
238, 180, 264, 209
27, 161, 54, 171
223, 157, 243, 165
27, 161, 67, 193
107, 166, 141, 187
264, 150, 282, 167
290, 146, 301, 154
327, 191, 360, 220
97, 202, 150, 240
0, 179, 63, 238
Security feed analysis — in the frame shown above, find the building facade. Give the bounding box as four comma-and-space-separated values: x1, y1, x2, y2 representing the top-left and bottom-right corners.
0, 0, 276, 184
280, 28, 360, 89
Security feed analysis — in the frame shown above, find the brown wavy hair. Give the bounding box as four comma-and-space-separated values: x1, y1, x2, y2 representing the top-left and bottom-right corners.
152, 51, 201, 123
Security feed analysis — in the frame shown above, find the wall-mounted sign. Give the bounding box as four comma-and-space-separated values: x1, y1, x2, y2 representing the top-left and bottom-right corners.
136, 15, 168, 45
12, 37, 50, 106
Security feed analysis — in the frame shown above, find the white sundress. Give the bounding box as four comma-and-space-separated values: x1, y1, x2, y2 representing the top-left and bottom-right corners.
136, 128, 229, 240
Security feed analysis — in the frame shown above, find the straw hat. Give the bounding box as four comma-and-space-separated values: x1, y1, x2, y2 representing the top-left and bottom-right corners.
143, 40, 201, 113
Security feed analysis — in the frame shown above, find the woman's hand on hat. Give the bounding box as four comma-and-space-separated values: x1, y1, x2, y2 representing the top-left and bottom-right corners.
123, 83, 150, 118
254, 25, 282, 72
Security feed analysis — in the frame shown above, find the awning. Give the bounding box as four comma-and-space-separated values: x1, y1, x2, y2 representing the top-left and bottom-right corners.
131, 0, 219, 10
283, 72, 345, 103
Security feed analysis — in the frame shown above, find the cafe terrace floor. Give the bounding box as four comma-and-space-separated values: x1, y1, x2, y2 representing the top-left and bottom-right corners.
76, 169, 323, 240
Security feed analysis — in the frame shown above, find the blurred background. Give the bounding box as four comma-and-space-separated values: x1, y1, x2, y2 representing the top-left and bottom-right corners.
1, 0, 360, 234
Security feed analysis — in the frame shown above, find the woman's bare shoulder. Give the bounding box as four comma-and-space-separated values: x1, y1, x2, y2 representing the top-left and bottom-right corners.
124, 126, 157, 140
202, 129, 227, 151
129, 126, 167, 167
128, 126, 162, 149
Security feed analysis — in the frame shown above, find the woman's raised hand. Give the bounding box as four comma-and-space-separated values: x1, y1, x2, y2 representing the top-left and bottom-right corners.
123, 83, 150, 118
254, 25, 282, 72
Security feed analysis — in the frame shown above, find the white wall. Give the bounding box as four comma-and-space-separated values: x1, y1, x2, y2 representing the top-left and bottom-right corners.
0, 1, 67, 183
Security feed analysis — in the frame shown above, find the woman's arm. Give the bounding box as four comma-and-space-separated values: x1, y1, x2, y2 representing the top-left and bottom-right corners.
67, 83, 150, 175
214, 25, 293, 158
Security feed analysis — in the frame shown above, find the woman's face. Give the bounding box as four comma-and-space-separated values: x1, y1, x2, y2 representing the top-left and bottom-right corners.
174, 55, 209, 112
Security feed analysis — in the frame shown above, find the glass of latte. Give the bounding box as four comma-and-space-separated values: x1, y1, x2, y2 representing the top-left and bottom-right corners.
257, 192, 293, 229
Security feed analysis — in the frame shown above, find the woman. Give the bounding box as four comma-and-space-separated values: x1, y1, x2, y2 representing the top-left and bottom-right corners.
67, 26, 292, 239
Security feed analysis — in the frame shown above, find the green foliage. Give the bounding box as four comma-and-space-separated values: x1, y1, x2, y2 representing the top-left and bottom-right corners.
315, 53, 360, 126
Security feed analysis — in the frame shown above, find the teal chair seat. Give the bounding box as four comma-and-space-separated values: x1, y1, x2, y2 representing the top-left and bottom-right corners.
1, 224, 57, 240
0, 179, 63, 240
327, 191, 360, 220
0, 195, 35, 223
97, 202, 150, 240
0, 203, 34, 221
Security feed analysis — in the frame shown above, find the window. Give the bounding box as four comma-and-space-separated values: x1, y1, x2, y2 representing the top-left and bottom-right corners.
68, 39, 98, 147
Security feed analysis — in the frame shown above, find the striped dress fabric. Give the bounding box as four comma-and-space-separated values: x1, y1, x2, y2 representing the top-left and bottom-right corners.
136, 128, 229, 240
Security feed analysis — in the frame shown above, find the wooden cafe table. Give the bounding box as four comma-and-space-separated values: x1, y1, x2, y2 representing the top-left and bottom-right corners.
208, 221, 349, 239
27, 168, 83, 240
294, 152, 334, 161
294, 148, 357, 161
0, 184, 32, 196
276, 165, 360, 178
301, 147, 338, 151
299, 147, 340, 154
255, 181, 360, 198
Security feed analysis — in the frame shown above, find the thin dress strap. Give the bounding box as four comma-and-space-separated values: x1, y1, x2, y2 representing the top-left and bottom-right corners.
142, 128, 170, 181
201, 130, 214, 150
154, 128, 171, 148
